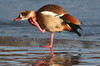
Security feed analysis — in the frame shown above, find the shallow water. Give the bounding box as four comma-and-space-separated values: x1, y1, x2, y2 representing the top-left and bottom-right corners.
0, 37, 100, 66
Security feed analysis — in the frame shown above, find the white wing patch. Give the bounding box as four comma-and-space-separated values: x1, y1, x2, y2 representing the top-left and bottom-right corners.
41, 11, 64, 17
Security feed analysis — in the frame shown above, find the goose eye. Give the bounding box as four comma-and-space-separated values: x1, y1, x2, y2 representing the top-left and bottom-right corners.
21, 12, 28, 16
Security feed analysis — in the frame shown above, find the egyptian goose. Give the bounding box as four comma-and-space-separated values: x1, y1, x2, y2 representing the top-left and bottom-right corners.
14, 4, 82, 48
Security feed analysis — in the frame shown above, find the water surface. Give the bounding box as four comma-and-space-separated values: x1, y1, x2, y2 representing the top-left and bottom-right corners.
0, 37, 100, 66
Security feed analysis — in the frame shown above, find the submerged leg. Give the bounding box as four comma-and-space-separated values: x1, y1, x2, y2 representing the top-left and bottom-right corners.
41, 32, 54, 48
50, 47, 55, 57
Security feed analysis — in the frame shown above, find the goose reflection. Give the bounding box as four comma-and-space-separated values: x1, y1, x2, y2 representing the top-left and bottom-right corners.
33, 48, 80, 66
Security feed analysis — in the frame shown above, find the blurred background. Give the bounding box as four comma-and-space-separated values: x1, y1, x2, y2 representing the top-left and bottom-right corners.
0, 0, 100, 40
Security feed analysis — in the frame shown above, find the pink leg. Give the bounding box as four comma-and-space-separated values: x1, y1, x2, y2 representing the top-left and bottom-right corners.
29, 18, 45, 33
33, 20, 45, 33
41, 32, 54, 48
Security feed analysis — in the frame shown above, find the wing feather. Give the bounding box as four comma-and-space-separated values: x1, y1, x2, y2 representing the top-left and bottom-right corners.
63, 14, 80, 25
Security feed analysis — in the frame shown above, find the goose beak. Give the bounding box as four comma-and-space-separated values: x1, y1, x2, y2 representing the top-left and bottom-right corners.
14, 17, 22, 21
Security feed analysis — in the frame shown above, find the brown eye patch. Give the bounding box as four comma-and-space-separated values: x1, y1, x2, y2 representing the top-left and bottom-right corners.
21, 12, 28, 16
21, 11, 30, 16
